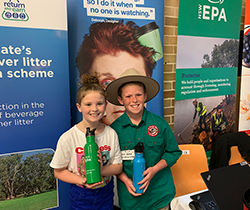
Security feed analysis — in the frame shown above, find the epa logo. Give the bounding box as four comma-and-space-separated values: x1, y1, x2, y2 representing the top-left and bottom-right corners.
208, 0, 224, 4
2, 0, 29, 21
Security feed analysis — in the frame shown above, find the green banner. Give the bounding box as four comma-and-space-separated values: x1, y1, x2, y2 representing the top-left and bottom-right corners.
178, 0, 242, 39
174, 0, 242, 151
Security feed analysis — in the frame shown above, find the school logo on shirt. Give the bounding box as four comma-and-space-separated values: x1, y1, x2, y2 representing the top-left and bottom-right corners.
147, 125, 159, 137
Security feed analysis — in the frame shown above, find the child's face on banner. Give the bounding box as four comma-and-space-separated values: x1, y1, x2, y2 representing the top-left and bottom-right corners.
91, 51, 147, 125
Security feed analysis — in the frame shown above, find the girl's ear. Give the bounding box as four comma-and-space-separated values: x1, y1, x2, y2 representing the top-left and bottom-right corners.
76, 103, 82, 112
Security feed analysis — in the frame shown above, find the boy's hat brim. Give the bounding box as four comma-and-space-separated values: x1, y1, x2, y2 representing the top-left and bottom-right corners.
106, 68, 160, 106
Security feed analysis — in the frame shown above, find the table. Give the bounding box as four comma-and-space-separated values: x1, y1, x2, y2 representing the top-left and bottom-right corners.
171, 189, 208, 210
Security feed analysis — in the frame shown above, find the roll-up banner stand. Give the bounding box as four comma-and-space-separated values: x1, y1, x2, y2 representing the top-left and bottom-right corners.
174, 0, 242, 161
0, 0, 70, 209
239, 0, 250, 134
67, 0, 164, 208
67, 0, 165, 126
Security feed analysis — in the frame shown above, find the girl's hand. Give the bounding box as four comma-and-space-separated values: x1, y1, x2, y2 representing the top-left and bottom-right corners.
97, 150, 103, 173
82, 176, 103, 188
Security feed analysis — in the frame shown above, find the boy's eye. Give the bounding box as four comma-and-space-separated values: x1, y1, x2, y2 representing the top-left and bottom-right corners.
99, 79, 112, 89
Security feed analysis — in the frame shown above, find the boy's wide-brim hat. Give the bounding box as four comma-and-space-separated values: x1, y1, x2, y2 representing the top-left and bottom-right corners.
106, 68, 160, 106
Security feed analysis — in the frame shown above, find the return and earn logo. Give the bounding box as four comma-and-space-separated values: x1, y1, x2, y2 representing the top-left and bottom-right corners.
2, 0, 29, 21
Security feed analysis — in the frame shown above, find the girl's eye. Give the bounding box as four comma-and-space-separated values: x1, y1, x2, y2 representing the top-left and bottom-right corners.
99, 79, 112, 89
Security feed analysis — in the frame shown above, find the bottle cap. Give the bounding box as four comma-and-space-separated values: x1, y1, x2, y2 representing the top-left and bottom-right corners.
86, 127, 96, 137
135, 142, 144, 153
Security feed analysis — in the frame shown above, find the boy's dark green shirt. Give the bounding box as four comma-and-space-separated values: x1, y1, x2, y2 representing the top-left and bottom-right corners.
111, 108, 182, 210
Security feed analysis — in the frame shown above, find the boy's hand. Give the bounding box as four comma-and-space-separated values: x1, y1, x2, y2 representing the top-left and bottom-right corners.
138, 167, 157, 193
124, 178, 143, 197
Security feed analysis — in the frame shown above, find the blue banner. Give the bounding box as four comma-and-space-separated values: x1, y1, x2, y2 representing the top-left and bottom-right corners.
67, 0, 165, 126
66, 0, 165, 208
0, 0, 70, 209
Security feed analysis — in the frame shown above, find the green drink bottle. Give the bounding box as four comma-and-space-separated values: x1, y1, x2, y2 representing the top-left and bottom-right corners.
84, 127, 101, 184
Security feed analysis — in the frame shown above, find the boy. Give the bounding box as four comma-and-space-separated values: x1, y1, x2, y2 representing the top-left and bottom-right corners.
106, 69, 182, 210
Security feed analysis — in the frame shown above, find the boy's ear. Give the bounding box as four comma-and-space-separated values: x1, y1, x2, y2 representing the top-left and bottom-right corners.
117, 96, 124, 105
144, 93, 147, 102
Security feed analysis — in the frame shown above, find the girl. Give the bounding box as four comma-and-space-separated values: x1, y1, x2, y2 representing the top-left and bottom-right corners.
50, 73, 123, 210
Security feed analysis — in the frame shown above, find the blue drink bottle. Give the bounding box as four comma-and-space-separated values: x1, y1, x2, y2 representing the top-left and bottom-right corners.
133, 142, 145, 193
